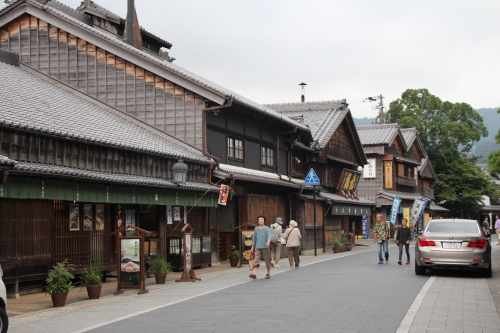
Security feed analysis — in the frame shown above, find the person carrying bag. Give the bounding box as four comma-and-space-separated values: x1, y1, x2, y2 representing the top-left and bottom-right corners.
283, 220, 301, 269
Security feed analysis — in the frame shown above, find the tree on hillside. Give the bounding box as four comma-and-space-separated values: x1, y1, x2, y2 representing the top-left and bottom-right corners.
384, 89, 492, 216
384, 89, 488, 175
434, 157, 499, 217
487, 108, 500, 174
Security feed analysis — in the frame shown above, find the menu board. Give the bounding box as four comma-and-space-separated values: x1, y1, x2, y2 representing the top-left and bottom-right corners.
241, 230, 254, 264
120, 238, 141, 287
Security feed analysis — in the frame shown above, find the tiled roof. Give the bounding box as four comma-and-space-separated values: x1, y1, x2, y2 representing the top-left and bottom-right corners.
319, 191, 375, 206
378, 190, 422, 201
400, 128, 418, 147
356, 123, 406, 149
216, 164, 301, 188
266, 100, 349, 149
12, 160, 219, 192
428, 202, 449, 212
0, 55, 211, 164
0, 154, 16, 166
0, 0, 307, 131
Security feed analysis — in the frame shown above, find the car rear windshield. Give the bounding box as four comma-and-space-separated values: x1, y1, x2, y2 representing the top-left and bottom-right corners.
426, 221, 479, 233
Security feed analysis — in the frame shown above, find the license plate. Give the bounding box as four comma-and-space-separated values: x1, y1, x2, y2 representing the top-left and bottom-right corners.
442, 242, 461, 249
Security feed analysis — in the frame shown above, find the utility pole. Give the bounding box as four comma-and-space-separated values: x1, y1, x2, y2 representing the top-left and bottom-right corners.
364, 94, 385, 124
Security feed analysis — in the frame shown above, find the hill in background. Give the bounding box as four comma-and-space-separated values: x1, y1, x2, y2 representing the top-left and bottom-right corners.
352, 108, 500, 162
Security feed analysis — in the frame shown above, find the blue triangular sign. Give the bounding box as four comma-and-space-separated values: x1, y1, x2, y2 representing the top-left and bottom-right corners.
305, 168, 320, 185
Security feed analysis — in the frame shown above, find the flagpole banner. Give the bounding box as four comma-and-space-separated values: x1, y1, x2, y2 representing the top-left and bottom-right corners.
410, 197, 430, 233
389, 197, 402, 225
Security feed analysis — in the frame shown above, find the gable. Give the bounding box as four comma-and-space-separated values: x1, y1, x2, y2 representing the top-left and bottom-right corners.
324, 120, 359, 164
0, 13, 207, 148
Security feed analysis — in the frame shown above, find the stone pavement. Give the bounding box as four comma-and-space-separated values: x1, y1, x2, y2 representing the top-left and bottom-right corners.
6, 238, 500, 333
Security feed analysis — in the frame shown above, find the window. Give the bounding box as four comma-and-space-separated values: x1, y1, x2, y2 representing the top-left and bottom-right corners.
228, 137, 243, 160
261, 146, 274, 166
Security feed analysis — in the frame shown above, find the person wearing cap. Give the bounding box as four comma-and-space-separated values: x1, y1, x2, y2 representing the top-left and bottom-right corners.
283, 220, 301, 269
270, 217, 283, 267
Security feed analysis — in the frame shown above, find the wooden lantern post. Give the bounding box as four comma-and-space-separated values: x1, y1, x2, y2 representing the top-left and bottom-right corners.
111, 225, 150, 295
175, 223, 201, 282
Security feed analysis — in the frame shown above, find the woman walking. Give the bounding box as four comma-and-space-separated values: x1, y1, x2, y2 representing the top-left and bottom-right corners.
396, 218, 412, 265
283, 220, 301, 269
249, 216, 272, 279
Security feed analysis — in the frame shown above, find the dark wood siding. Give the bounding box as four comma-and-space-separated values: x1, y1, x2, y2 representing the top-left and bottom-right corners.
0, 128, 208, 183
0, 14, 205, 148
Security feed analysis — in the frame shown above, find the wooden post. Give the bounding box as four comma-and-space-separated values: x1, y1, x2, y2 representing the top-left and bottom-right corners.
176, 224, 201, 282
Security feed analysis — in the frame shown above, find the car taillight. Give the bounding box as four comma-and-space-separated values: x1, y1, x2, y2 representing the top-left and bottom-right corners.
418, 238, 436, 246
467, 239, 487, 248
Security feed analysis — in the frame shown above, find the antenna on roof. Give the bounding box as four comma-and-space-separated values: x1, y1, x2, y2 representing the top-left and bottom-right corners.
299, 82, 307, 103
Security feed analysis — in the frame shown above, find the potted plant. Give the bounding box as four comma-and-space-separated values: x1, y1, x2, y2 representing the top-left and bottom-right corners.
341, 235, 352, 251
78, 258, 102, 299
45, 259, 76, 307
150, 256, 173, 284
228, 245, 239, 267
332, 236, 341, 253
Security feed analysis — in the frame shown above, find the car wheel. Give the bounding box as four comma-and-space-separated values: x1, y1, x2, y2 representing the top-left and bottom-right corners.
483, 259, 492, 278
0, 306, 8, 333
415, 261, 426, 275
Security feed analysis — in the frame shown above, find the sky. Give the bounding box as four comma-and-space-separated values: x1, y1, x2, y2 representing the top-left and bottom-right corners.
2, 0, 499, 118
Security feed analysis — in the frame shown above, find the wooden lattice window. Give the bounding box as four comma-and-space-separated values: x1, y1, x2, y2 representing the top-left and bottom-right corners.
228, 137, 244, 160
261, 146, 274, 167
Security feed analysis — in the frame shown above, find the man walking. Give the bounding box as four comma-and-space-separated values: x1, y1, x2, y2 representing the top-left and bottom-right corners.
396, 218, 411, 265
374, 214, 390, 264
249, 216, 272, 279
270, 217, 283, 267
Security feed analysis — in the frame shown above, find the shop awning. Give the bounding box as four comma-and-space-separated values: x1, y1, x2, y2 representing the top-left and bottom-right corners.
0, 176, 218, 207
319, 191, 374, 216
481, 205, 500, 215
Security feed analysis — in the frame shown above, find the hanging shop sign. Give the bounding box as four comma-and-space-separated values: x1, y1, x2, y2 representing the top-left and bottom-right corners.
336, 169, 361, 192
332, 205, 371, 216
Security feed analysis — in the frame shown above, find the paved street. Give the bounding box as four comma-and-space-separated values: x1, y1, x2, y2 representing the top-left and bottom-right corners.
7, 241, 500, 333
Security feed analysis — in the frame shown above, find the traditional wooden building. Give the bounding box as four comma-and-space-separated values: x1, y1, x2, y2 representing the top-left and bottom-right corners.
266, 100, 374, 252
0, 48, 219, 295
356, 124, 447, 234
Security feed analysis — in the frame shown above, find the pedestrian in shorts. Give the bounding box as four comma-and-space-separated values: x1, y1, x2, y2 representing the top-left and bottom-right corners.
249, 216, 272, 279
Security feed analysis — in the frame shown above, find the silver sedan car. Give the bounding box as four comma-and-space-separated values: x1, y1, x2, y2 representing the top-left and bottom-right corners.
415, 219, 492, 277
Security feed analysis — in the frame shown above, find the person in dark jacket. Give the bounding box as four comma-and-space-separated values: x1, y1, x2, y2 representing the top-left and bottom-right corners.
396, 218, 412, 265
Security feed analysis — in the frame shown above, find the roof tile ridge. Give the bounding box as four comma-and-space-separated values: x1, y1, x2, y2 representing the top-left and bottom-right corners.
12, 61, 209, 163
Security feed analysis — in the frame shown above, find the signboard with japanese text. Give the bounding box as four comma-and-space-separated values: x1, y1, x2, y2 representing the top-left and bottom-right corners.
362, 215, 369, 239
384, 161, 393, 189
363, 159, 376, 178
389, 197, 402, 225
336, 169, 361, 192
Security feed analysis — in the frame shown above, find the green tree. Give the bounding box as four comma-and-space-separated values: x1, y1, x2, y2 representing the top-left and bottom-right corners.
385, 89, 488, 175
487, 108, 500, 174
385, 89, 492, 216
434, 157, 499, 217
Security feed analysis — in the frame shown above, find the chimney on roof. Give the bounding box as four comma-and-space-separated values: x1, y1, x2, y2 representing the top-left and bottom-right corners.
124, 0, 143, 50
299, 82, 307, 103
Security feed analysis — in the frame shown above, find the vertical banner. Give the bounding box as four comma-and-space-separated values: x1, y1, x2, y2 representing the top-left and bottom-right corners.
403, 207, 410, 223
410, 197, 430, 233
218, 185, 230, 205
389, 197, 402, 225
166, 205, 172, 225
184, 206, 187, 224
362, 215, 369, 239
